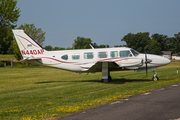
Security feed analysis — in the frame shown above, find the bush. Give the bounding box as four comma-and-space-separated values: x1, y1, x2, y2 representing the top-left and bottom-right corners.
0, 61, 4, 67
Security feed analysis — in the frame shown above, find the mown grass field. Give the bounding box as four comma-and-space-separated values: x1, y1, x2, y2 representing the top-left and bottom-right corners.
0, 55, 16, 59
0, 62, 180, 120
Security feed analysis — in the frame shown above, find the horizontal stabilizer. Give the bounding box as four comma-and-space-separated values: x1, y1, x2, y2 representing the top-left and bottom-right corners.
22, 57, 42, 66
22, 56, 41, 61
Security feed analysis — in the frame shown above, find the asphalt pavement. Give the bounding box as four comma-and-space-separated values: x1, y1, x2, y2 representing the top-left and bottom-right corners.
59, 83, 180, 120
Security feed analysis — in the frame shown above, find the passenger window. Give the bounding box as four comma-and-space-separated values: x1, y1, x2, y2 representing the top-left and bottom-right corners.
120, 51, 132, 57
98, 52, 107, 58
84, 52, 94, 59
110, 51, 118, 58
61, 54, 68, 60
72, 54, 80, 60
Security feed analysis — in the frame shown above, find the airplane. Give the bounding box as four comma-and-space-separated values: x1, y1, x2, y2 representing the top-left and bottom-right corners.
12, 30, 171, 83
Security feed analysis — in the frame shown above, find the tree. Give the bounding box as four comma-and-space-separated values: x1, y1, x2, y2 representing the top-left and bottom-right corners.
12, 40, 22, 60
114, 45, 127, 47
91, 43, 99, 48
151, 33, 168, 51
167, 37, 176, 52
18, 23, 46, 46
122, 32, 150, 53
53, 47, 60, 50
174, 32, 180, 53
98, 44, 109, 48
44, 45, 53, 51
75, 36, 92, 49
0, 0, 20, 54
91, 43, 109, 48
144, 40, 161, 54
166, 32, 180, 53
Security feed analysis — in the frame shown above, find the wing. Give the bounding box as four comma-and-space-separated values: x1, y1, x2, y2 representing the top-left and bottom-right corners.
87, 61, 121, 72
81, 57, 143, 72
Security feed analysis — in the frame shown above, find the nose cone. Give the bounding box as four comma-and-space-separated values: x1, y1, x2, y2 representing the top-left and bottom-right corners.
148, 54, 171, 67
159, 56, 171, 65
138, 54, 171, 67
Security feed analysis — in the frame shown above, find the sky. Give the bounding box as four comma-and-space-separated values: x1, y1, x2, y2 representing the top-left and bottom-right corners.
16, 0, 180, 48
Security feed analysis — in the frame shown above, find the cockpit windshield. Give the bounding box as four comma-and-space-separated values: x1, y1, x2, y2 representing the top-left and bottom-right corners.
131, 49, 139, 56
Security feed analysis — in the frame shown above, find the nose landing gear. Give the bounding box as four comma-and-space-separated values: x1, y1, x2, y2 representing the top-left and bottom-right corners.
152, 70, 159, 81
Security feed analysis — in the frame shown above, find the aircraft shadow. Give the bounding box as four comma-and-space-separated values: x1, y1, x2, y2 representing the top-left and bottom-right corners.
35, 78, 152, 84
109, 78, 152, 84
35, 80, 101, 84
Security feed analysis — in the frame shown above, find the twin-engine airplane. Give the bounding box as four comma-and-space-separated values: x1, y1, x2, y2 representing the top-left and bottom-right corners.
12, 30, 171, 83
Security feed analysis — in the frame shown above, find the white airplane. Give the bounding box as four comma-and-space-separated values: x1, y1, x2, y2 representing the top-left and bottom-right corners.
12, 30, 171, 83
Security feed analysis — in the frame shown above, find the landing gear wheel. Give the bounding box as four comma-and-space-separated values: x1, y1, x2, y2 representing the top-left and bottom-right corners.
102, 79, 110, 83
102, 75, 112, 83
152, 76, 159, 81
108, 75, 112, 81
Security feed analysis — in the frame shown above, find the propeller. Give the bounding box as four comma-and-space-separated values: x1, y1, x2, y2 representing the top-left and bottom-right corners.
145, 51, 148, 76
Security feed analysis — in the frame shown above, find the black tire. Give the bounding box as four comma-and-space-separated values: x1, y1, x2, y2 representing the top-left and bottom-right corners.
108, 75, 112, 81
152, 76, 159, 81
102, 79, 110, 83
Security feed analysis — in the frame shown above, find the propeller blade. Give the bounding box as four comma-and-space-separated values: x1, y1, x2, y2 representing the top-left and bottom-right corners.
145, 51, 148, 76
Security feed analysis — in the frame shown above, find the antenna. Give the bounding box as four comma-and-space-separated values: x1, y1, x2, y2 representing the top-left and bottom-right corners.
89, 44, 94, 49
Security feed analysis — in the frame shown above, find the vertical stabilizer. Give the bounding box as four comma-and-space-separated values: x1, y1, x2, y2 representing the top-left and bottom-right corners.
12, 30, 46, 60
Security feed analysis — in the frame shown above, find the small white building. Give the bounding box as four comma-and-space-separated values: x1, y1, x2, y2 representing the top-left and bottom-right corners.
159, 51, 172, 59
172, 54, 180, 60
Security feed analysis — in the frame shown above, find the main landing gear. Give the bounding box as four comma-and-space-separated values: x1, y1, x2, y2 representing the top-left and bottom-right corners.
101, 62, 159, 83
102, 75, 112, 83
101, 62, 112, 83
152, 70, 159, 81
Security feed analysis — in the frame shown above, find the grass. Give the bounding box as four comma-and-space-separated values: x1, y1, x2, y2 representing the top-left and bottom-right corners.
0, 62, 180, 120
0, 55, 16, 59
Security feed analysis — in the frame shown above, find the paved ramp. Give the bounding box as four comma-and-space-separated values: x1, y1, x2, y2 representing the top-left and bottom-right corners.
59, 83, 180, 120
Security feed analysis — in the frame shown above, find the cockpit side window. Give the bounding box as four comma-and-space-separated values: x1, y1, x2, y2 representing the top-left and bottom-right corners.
119, 50, 132, 57
131, 49, 139, 56
61, 54, 68, 60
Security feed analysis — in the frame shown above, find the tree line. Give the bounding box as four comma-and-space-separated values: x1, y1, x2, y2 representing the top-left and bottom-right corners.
47, 32, 180, 56
122, 32, 180, 54
44, 36, 110, 51
1, 0, 180, 61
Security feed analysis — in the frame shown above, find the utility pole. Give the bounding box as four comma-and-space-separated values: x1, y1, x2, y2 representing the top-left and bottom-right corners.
11, 58, 13, 68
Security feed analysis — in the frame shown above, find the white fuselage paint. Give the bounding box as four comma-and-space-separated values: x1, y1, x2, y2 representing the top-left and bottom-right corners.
12, 30, 171, 75
26, 47, 170, 72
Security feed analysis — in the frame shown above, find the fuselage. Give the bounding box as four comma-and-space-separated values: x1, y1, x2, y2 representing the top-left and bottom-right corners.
27, 47, 171, 73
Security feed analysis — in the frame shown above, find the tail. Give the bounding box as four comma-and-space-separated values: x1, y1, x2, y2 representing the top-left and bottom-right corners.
12, 30, 46, 60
